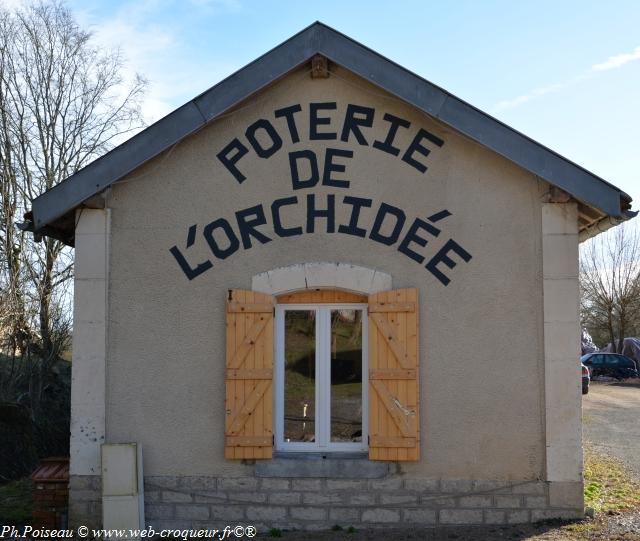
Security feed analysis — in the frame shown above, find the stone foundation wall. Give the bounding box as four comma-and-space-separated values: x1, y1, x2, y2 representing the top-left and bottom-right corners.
68, 476, 102, 529
69, 473, 583, 531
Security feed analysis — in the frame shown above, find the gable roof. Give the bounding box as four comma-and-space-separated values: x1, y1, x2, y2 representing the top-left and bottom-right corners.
26, 22, 634, 245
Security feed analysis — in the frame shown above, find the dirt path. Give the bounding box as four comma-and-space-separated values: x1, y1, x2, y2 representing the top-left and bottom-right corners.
582, 381, 640, 481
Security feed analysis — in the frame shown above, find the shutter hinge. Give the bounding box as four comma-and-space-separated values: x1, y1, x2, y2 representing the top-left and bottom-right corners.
272, 434, 275, 446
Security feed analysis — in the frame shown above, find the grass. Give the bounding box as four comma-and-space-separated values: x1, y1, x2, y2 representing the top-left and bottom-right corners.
562, 445, 640, 534
582, 446, 640, 512
0, 478, 33, 525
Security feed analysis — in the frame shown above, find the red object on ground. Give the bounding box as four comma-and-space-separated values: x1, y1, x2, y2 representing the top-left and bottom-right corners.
31, 457, 69, 528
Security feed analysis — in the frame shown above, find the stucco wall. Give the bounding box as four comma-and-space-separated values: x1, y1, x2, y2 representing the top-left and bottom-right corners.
103, 66, 547, 480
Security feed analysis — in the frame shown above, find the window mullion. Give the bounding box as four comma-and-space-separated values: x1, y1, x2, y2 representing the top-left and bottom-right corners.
316, 307, 328, 449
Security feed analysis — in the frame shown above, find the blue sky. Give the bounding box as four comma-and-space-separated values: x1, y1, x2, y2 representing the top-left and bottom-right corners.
45, 0, 640, 203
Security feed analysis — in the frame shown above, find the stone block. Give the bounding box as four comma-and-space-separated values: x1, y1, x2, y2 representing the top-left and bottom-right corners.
543, 278, 579, 324
145, 491, 161, 502
542, 234, 578, 279
368, 477, 403, 490
73, 279, 107, 325
347, 493, 376, 506
325, 479, 367, 491
71, 490, 100, 502
440, 479, 472, 494
483, 510, 506, 524
246, 506, 287, 522
422, 496, 456, 507
544, 322, 581, 362
402, 508, 437, 524
251, 271, 273, 295
75, 233, 107, 280
507, 510, 530, 524
227, 492, 267, 503
147, 520, 191, 531
193, 491, 228, 503
361, 509, 400, 523
329, 507, 360, 523
162, 490, 193, 502
494, 495, 523, 508
175, 505, 209, 520
181, 477, 218, 491
439, 509, 483, 524
548, 481, 584, 508
335, 263, 375, 293
302, 492, 342, 505
472, 480, 512, 494
290, 507, 327, 521
291, 479, 323, 491
146, 476, 179, 489
458, 495, 493, 508
404, 478, 439, 492
260, 478, 290, 491
370, 270, 393, 293
379, 493, 418, 505
68, 476, 92, 490
525, 496, 548, 508
514, 481, 547, 495
266, 265, 306, 294
269, 492, 301, 505
76, 209, 108, 236
219, 477, 259, 491
210, 505, 245, 520
145, 503, 174, 519
303, 262, 338, 289
541, 202, 578, 236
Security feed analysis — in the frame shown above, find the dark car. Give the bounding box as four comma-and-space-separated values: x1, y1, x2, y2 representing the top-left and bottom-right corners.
581, 363, 590, 395
580, 353, 639, 380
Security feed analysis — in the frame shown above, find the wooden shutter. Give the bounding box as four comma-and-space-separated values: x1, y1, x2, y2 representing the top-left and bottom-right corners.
368, 288, 419, 461
225, 289, 274, 459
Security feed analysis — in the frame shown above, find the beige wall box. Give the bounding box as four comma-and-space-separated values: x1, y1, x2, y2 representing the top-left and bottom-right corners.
101, 444, 144, 537
23, 22, 635, 531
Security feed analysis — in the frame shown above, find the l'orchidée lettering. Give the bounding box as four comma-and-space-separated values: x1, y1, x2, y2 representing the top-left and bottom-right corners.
169, 102, 473, 286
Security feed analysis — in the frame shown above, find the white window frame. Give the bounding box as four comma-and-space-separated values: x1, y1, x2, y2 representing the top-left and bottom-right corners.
274, 303, 368, 453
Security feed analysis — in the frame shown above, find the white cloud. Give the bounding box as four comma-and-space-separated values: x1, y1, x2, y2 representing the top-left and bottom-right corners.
592, 46, 640, 71
72, 0, 238, 126
493, 45, 640, 113
493, 81, 570, 112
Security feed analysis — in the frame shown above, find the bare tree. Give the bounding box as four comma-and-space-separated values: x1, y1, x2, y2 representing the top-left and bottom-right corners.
0, 0, 145, 421
580, 223, 640, 351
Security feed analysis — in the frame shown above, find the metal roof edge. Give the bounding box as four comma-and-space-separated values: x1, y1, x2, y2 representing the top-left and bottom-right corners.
30, 21, 631, 233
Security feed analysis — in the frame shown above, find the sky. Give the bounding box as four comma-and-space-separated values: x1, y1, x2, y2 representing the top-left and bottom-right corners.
7, 0, 640, 206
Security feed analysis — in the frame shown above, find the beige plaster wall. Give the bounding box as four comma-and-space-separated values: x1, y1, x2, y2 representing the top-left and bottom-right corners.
103, 66, 548, 479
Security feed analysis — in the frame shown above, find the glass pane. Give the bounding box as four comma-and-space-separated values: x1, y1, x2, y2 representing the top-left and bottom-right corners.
330, 309, 362, 442
284, 310, 316, 442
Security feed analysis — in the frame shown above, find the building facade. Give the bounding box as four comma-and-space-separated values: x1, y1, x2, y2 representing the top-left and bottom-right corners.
26, 23, 635, 531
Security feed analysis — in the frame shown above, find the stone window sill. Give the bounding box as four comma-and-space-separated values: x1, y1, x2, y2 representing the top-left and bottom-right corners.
255, 452, 391, 478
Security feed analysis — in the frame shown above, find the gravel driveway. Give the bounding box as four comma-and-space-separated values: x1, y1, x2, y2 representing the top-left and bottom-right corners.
582, 381, 640, 480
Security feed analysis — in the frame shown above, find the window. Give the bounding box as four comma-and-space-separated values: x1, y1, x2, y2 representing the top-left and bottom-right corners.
274, 303, 368, 452
224, 287, 420, 462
